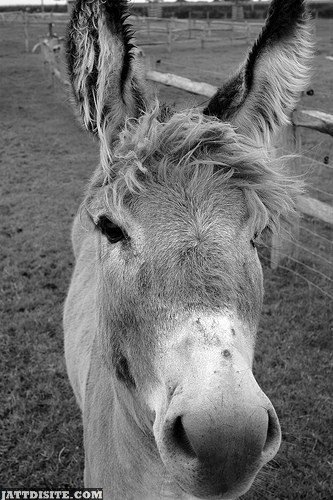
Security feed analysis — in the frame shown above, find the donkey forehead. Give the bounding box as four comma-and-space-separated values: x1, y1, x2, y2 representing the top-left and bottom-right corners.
132, 181, 248, 244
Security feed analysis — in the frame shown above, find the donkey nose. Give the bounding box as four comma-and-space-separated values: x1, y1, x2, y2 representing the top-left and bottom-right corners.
159, 391, 281, 498
171, 404, 280, 467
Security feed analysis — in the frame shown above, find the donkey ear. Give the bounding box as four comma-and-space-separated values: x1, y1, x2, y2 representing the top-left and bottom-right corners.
66, 0, 148, 142
203, 0, 312, 143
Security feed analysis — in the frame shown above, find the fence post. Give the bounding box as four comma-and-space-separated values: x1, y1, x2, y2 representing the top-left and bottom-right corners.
145, 54, 153, 71
188, 11, 192, 39
270, 122, 302, 269
24, 11, 29, 52
246, 21, 250, 44
167, 20, 172, 54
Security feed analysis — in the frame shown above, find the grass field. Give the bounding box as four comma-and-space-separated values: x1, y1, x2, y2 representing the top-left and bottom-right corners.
0, 17, 332, 499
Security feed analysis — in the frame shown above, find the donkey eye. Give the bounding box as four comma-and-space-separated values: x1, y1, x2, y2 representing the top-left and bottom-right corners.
250, 232, 259, 249
97, 215, 127, 244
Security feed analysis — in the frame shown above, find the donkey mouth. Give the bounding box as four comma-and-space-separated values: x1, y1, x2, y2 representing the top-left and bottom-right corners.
157, 414, 266, 500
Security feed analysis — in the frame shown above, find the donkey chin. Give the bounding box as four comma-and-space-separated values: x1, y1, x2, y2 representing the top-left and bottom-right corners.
149, 315, 282, 500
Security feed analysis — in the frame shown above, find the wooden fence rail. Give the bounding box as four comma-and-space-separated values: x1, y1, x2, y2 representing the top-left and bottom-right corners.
146, 70, 333, 138
135, 16, 262, 51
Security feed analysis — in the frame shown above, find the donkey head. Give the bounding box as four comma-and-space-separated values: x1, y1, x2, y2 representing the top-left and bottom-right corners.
67, 1, 312, 498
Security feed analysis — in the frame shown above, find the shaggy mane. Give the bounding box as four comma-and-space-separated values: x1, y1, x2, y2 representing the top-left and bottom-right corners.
89, 103, 301, 232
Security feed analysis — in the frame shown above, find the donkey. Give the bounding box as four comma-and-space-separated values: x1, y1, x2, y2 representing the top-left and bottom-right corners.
63, 0, 312, 498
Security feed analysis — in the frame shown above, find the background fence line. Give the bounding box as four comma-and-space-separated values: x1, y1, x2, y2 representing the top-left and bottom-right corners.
134, 15, 263, 51
1, 11, 264, 53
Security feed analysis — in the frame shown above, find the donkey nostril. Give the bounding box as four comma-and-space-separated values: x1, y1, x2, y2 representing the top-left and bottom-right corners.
263, 409, 280, 454
172, 416, 196, 458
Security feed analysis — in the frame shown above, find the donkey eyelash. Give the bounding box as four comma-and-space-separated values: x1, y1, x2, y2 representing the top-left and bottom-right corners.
250, 232, 259, 249
96, 215, 128, 244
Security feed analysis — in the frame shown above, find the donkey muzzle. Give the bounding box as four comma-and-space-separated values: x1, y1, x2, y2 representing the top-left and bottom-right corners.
153, 352, 281, 499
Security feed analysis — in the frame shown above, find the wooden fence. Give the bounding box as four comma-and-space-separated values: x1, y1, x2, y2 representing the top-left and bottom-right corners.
134, 16, 263, 51
0, 11, 69, 52
0, 11, 262, 53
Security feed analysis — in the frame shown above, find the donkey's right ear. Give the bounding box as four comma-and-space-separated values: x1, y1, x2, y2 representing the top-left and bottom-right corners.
203, 0, 313, 145
66, 0, 148, 142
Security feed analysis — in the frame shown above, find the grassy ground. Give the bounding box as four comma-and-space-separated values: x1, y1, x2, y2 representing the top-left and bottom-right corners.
0, 18, 332, 498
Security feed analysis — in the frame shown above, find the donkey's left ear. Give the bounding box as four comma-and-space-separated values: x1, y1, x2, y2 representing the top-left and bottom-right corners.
66, 0, 148, 145
203, 0, 313, 143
